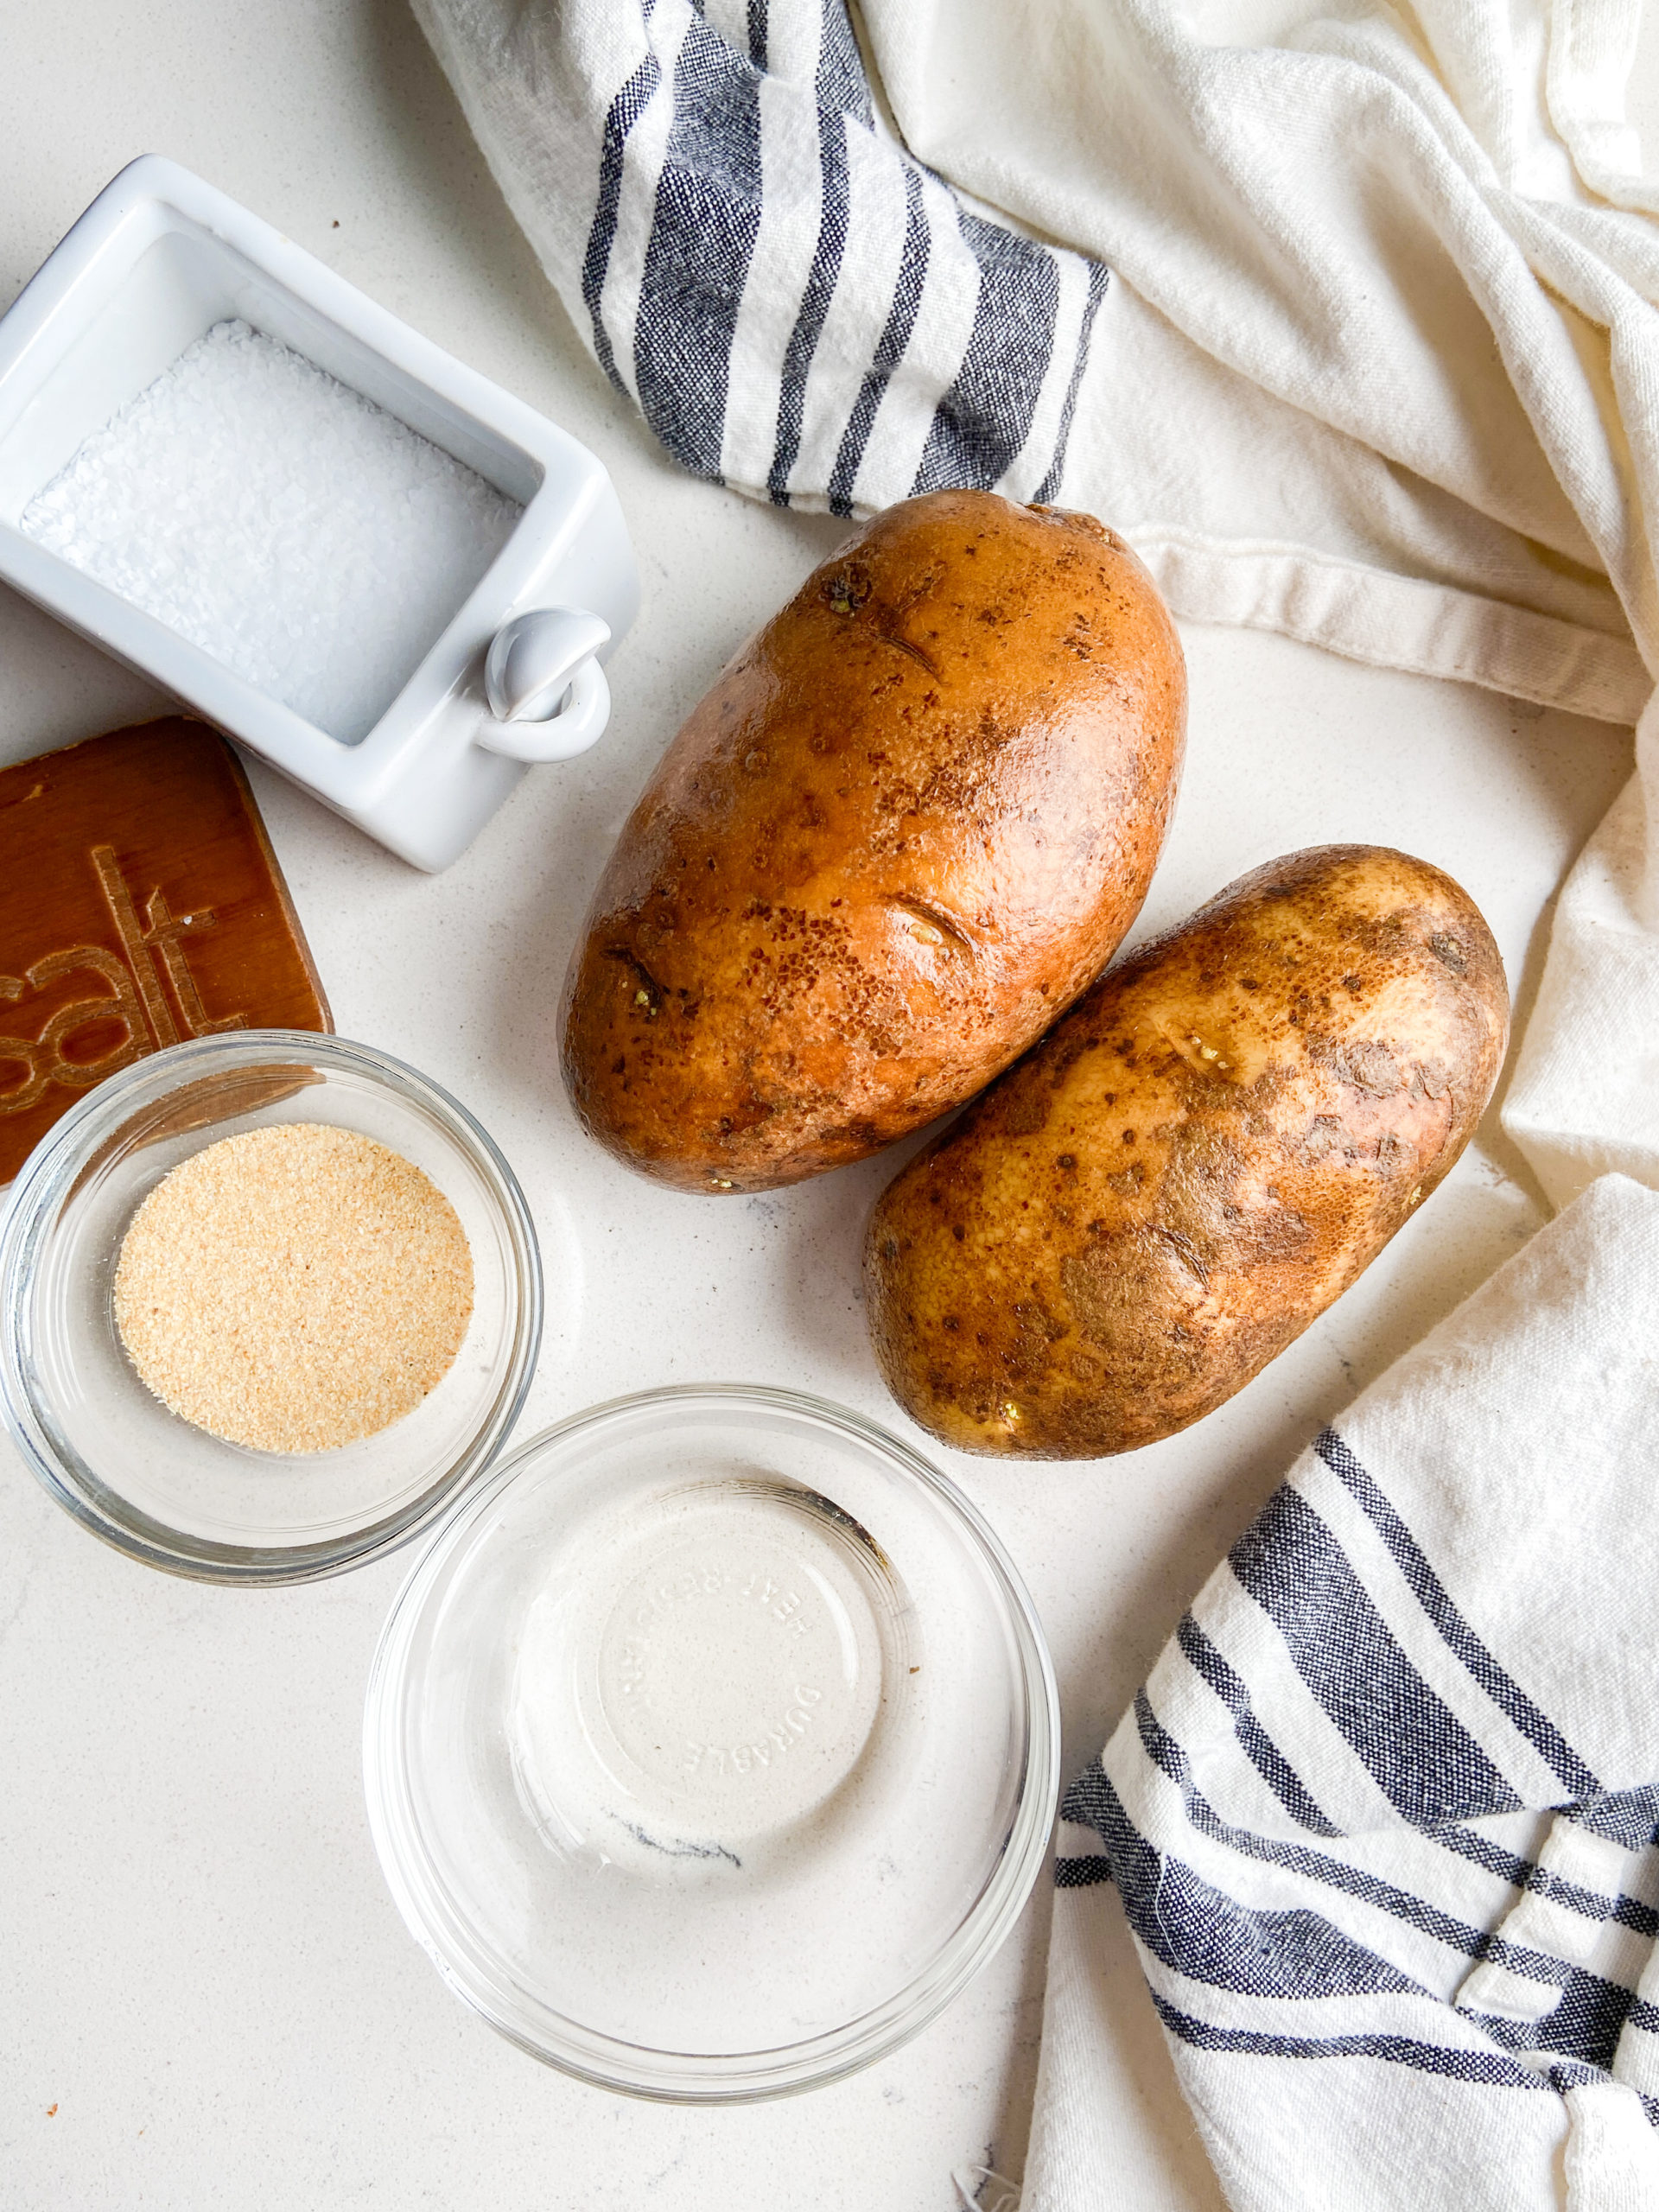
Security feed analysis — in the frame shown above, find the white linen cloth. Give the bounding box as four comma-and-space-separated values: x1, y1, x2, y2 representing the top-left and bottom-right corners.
1035, 1174, 1659, 2212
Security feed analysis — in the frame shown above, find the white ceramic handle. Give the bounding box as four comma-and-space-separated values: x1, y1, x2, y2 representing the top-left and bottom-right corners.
475, 657, 610, 763
477, 605, 613, 764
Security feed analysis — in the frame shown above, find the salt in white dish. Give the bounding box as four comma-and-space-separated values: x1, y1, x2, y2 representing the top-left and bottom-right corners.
0, 156, 638, 870
22, 319, 524, 748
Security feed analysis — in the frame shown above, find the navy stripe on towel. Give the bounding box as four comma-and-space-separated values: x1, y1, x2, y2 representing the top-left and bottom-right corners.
634, 20, 765, 480
582, 52, 664, 393
1151, 1993, 1551, 2095
1434, 1825, 1659, 1939
1176, 1612, 1338, 1837
1119, 1713, 1572, 1986
825, 163, 929, 516
766, 0, 866, 500
1091, 1769, 1419, 2002
1313, 1428, 1599, 1798
1056, 1853, 1113, 1889
811, 0, 872, 125
1475, 1965, 1644, 2073
912, 209, 1059, 494
1230, 1486, 1522, 1826
1034, 258, 1109, 505
1070, 1747, 1503, 1974
1567, 1789, 1659, 1851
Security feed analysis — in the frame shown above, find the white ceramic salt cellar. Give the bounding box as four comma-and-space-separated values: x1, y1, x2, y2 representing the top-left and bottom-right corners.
0, 157, 638, 870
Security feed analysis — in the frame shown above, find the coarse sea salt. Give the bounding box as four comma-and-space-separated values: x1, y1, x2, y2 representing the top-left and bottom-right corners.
22, 319, 522, 745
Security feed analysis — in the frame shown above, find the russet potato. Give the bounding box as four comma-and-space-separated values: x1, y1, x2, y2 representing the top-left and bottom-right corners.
560, 489, 1185, 1191
864, 846, 1509, 1457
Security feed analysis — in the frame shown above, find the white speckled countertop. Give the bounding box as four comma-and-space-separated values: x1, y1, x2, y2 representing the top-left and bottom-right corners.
0, 7, 1643, 2207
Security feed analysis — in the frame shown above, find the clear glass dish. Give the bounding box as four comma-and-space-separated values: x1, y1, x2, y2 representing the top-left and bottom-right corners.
0, 1030, 542, 1582
363, 1385, 1059, 2101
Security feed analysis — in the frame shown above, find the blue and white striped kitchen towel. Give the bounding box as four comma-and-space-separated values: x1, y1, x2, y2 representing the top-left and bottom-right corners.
410, 0, 1654, 723
412, 0, 1107, 516
1026, 1174, 1659, 2212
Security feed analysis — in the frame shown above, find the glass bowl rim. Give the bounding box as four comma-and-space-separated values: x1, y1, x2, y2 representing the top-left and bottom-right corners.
0, 1027, 543, 1586
362, 1380, 1062, 2102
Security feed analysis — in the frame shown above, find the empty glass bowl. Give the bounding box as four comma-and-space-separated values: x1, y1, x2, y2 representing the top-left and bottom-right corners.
0, 1030, 541, 1581
363, 1385, 1059, 2100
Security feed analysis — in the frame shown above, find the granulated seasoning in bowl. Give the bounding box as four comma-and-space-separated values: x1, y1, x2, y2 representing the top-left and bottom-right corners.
113, 1122, 474, 1452
0, 1031, 540, 1581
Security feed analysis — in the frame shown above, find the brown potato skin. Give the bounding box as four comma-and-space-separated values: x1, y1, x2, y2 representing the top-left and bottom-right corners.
560, 490, 1185, 1192
865, 846, 1509, 1457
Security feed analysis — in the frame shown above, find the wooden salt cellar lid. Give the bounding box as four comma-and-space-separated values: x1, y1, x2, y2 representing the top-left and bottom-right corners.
0, 717, 331, 1182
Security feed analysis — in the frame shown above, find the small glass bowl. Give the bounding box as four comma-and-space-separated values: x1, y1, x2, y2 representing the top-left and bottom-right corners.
0, 1030, 542, 1583
363, 1385, 1059, 2101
